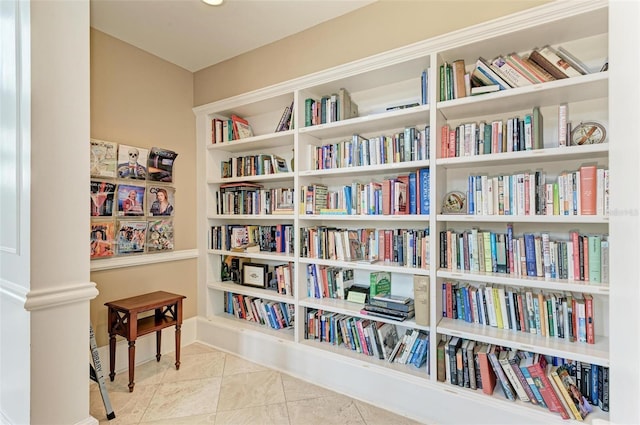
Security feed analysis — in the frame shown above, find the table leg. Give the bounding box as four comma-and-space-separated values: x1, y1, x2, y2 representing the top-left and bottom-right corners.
127, 340, 136, 392
109, 334, 116, 381
156, 330, 162, 362
175, 324, 182, 370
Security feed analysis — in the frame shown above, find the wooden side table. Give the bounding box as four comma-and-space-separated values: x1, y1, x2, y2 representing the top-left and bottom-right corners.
105, 291, 186, 392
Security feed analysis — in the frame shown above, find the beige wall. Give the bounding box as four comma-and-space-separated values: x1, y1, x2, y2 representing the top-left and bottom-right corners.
90, 29, 197, 346
194, 0, 550, 106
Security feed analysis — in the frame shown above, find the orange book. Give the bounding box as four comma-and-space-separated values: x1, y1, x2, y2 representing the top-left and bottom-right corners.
452, 59, 467, 99
580, 165, 597, 215
476, 344, 497, 395
441, 125, 450, 158
584, 293, 595, 344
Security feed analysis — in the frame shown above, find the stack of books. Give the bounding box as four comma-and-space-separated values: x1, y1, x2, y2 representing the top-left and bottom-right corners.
361, 294, 415, 322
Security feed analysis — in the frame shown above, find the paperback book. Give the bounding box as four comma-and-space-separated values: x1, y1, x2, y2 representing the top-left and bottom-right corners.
147, 147, 178, 182
116, 220, 147, 255
117, 144, 148, 180
147, 218, 174, 252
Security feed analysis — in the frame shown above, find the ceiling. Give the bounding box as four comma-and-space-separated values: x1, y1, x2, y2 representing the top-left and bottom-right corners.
90, 0, 376, 73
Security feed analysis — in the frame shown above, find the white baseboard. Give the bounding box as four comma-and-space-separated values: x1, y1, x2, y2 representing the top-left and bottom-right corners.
95, 316, 197, 375
195, 316, 563, 425
75, 416, 99, 425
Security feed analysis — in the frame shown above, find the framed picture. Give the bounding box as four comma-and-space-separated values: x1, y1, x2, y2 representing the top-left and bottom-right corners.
242, 263, 268, 288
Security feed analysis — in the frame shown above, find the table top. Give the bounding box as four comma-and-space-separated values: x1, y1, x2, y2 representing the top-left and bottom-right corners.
105, 291, 186, 312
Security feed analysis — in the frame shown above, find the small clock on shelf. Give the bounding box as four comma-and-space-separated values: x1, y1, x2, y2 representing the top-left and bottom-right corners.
570, 121, 607, 146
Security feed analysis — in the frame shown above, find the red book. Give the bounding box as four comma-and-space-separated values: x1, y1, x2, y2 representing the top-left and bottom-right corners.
580, 165, 597, 215
526, 355, 570, 419
448, 128, 456, 158
445, 282, 453, 318
584, 293, 595, 344
441, 125, 450, 158
396, 175, 409, 214
381, 179, 391, 215
476, 344, 497, 395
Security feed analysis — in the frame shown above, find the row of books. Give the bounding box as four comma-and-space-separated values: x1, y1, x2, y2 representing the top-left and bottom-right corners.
440, 45, 597, 101
300, 226, 430, 268
304, 88, 359, 127
305, 309, 429, 368
442, 282, 596, 344
305, 264, 354, 299
224, 292, 294, 330
274, 101, 294, 133
439, 227, 609, 283
220, 153, 290, 179
216, 183, 294, 215
302, 168, 430, 216
311, 127, 430, 171
210, 224, 294, 254
439, 337, 608, 419
440, 107, 543, 158
464, 165, 609, 217
211, 114, 254, 144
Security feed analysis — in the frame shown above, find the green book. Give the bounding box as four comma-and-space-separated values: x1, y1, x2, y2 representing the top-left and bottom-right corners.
369, 271, 391, 297
532, 106, 544, 150
588, 235, 602, 283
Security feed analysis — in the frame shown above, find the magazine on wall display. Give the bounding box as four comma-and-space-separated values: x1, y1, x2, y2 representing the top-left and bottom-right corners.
116, 220, 147, 255
90, 139, 118, 178
117, 184, 145, 216
117, 144, 148, 180
90, 220, 115, 259
147, 185, 175, 217
147, 218, 174, 252
90, 180, 116, 217
147, 147, 178, 182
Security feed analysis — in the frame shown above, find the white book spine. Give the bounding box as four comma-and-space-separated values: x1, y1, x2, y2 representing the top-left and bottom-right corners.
558, 104, 568, 147
596, 168, 605, 215
567, 242, 575, 281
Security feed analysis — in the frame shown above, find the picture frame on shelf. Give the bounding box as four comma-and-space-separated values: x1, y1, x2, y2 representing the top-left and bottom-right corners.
242, 263, 268, 288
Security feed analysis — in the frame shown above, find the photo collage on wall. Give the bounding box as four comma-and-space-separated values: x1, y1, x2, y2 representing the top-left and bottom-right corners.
90, 139, 178, 259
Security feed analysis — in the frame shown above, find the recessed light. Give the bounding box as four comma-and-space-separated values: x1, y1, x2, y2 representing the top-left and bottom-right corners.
202, 0, 224, 5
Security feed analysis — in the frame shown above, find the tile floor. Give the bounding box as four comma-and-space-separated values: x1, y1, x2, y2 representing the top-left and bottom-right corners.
90, 342, 427, 425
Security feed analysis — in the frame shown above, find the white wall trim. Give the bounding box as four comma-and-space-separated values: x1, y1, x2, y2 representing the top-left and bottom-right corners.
90, 248, 198, 271
75, 417, 98, 425
23, 281, 98, 311
0, 278, 28, 304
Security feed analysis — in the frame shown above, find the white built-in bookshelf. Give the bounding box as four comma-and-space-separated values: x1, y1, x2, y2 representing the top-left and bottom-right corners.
194, 1, 622, 423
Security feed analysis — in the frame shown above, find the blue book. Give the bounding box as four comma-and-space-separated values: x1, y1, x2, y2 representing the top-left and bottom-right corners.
468, 175, 475, 214
519, 358, 547, 407
591, 364, 599, 405
409, 172, 417, 214
524, 233, 537, 277
421, 70, 428, 105
418, 168, 430, 214
506, 224, 514, 274
463, 286, 472, 322
490, 232, 498, 272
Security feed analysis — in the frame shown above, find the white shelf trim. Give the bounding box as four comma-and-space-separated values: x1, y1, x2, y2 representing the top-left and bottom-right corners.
90, 249, 198, 271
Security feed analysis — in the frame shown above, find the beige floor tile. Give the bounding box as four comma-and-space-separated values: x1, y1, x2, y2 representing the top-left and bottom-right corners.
180, 342, 221, 356
162, 351, 226, 383
222, 354, 267, 376
281, 373, 336, 402
139, 377, 221, 422
287, 395, 366, 425
90, 383, 157, 425
213, 403, 289, 425
217, 370, 285, 411
354, 400, 426, 425
108, 356, 174, 392
138, 412, 216, 424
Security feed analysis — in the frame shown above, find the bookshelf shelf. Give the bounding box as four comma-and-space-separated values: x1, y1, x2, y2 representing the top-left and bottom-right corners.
437, 270, 609, 295
299, 104, 430, 140
437, 72, 608, 121
298, 159, 430, 178
436, 144, 609, 169
437, 318, 609, 366
436, 214, 608, 224
195, 2, 614, 423
298, 257, 430, 276
208, 249, 295, 262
